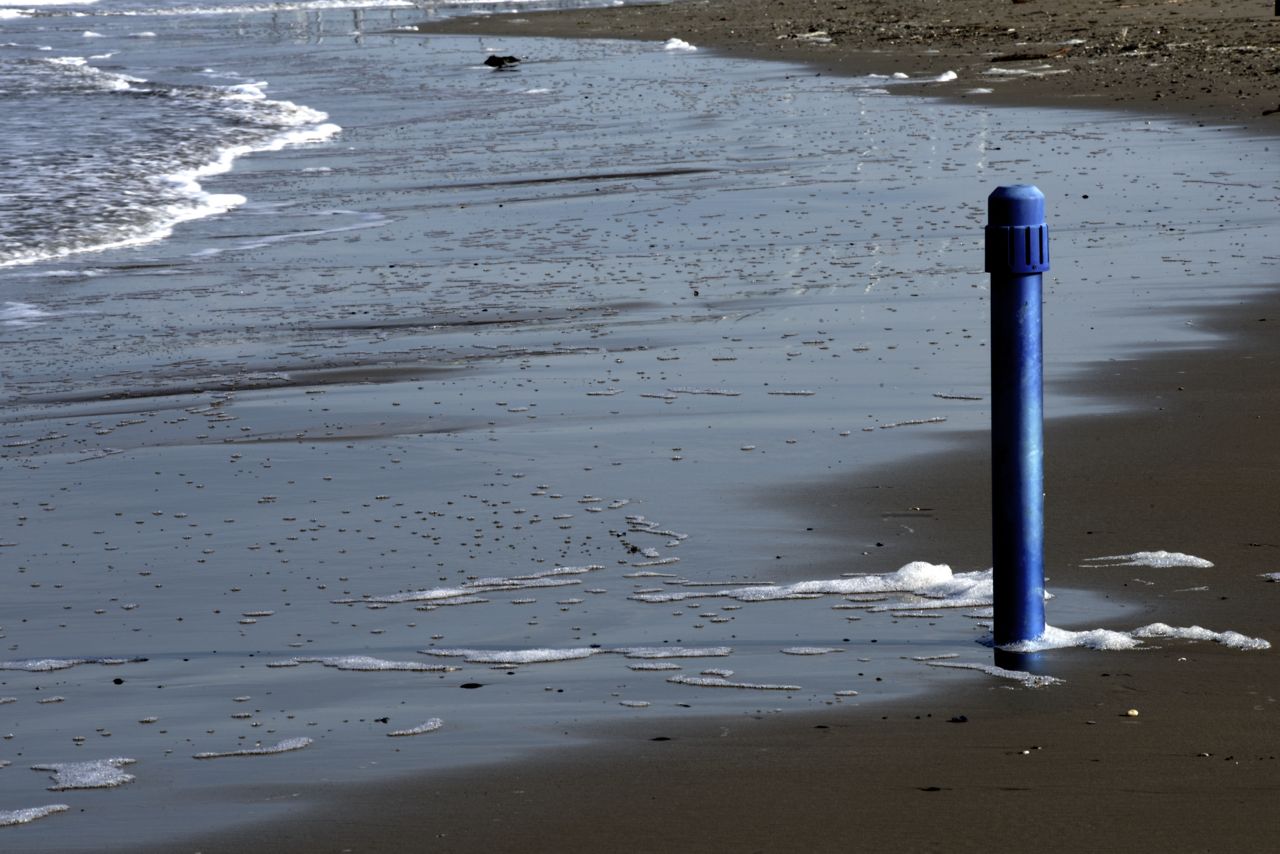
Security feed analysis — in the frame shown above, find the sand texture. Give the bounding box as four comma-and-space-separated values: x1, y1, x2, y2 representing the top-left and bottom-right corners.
139, 3, 1280, 851
419, 0, 1280, 122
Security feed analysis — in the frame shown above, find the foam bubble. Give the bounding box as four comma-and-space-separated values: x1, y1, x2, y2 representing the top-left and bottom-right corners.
0, 805, 68, 827
781, 647, 843, 655
193, 737, 311, 759
421, 647, 600, 664
1083, 551, 1213, 569
387, 718, 443, 737
626, 662, 681, 671
933, 70, 958, 83
998, 622, 1269, 652
1132, 623, 1270, 651
663, 38, 697, 52
352, 568, 591, 605
1000, 625, 1140, 652
631, 563, 989, 605
271, 656, 457, 671
0, 657, 143, 671
1262, 573, 1280, 582
667, 386, 737, 396
31, 758, 136, 791
925, 661, 1063, 688
668, 675, 800, 691
618, 646, 731, 659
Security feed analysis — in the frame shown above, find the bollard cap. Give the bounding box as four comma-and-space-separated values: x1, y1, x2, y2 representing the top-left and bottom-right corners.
985, 185, 1048, 274
988, 185, 1044, 228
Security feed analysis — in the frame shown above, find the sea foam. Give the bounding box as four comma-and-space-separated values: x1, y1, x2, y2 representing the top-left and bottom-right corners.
269, 655, 457, 671
387, 718, 443, 737
193, 737, 312, 759
998, 623, 1269, 652
31, 758, 136, 791
0, 805, 69, 827
1082, 551, 1214, 569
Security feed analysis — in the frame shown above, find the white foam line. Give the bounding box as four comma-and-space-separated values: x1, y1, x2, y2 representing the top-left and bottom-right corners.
630, 562, 990, 605
1, 68, 340, 269
31, 758, 135, 791
0, 657, 143, 671
998, 623, 1269, 652
1081, 551, 1213, 568
668, 675, 800, 691
193, 737, 311, 759
618, 646, 731, 659
421, 647, 600, 665
667, 387, 739, 396
925, 661, 1063, 688
268, 656, 457, 672
340, 573, 584, 605
0, 805, 68, 827
387, 718, 443, 737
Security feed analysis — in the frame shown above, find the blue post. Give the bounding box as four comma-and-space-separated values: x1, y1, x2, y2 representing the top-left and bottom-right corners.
986, 185, 1048, 647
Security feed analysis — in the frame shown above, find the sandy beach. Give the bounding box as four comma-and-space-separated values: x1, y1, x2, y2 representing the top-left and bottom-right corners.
226, 3, 1280, 851
3, 1, 1276, 851
422, 0, 1280, 122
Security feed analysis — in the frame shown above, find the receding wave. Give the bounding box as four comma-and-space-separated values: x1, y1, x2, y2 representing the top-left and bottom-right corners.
0, 56, 339, 268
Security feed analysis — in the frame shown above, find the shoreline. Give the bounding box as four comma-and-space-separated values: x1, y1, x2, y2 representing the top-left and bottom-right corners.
415, 0, 1280, 129
142, 2, 1278, 849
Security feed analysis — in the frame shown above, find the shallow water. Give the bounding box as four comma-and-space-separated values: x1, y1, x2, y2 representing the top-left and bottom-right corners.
2, 3, 1279, 847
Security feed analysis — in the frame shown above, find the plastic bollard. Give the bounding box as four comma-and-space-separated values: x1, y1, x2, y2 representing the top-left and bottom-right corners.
986, 185, 1049, 647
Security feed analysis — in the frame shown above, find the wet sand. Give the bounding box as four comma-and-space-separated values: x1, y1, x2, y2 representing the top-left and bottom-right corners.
419, 0, 1280, 123
202, 3, 1280, 852
153, 244, 1280, 854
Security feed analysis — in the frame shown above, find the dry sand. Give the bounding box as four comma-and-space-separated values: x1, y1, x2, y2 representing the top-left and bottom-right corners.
162, 2, 1279, 850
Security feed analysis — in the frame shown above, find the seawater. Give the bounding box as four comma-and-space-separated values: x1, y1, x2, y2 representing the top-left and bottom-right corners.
2, 0, 1279, 847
